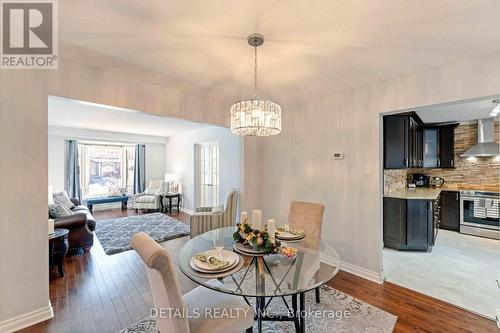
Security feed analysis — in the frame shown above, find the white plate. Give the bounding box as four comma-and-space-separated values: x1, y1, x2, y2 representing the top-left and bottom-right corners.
190, 255, 239, 273
276, 232, 305, 240
233, 242, 270, 254
191, 250, 238, 272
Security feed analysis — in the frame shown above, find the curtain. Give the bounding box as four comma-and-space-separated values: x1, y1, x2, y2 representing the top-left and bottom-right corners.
64, 140, 82, 201
133, 144, 146, 194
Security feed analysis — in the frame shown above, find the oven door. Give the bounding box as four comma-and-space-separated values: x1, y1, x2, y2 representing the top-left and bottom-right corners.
460, 195, 500, 239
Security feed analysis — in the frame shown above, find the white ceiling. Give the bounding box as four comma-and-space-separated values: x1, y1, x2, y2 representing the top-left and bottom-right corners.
59, 0, 500, 107
48, 97, 207, 137
415, 97, 499, 123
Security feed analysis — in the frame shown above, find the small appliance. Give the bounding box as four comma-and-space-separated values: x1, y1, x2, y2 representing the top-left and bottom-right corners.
410, 173, 429, 187
429, 177, 445, 187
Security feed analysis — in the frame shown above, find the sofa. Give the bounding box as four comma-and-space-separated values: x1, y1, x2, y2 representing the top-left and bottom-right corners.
49, 198, 96, 253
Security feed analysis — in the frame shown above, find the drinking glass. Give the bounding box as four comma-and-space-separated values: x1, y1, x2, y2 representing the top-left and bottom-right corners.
213, 230, 224, 259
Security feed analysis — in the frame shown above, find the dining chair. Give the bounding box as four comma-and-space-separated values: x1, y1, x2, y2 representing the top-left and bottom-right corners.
130, 232, 254, 333
189, 189, 239, 238
288, 201, 325, 303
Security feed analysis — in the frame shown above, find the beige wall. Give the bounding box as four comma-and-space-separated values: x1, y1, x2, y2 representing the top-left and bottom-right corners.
2, 48, 500, 328
241, 50, 500, 276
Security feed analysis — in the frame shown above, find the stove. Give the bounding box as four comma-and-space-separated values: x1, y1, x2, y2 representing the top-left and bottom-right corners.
460, 190, 500, 239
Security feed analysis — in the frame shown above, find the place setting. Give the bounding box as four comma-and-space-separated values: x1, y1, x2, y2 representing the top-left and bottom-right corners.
189, 231, 244, 277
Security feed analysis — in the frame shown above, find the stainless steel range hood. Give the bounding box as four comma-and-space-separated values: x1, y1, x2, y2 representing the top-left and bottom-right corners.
461, 118, 500, 157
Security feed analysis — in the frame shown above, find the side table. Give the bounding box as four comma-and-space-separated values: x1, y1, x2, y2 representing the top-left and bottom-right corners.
49, 228, 69, 278
162, 193, 182, 214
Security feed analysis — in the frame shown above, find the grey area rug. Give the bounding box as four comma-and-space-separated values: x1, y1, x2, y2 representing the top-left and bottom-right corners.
95, 213, 190, 255
120, 285, 397, 333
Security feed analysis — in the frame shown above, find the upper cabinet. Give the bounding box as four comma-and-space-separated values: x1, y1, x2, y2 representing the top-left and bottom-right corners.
439, 126, 456, 168
384, 114, 423, 169
384, 114, 457, 169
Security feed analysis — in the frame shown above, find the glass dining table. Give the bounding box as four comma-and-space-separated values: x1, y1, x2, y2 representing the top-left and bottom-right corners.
178, 227, 341, 333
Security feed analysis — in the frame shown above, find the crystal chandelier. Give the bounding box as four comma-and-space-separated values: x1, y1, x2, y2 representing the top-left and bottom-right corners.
230, 34, 282, 136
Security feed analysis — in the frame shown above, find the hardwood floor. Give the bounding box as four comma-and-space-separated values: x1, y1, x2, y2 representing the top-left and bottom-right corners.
19, 209, 497, 333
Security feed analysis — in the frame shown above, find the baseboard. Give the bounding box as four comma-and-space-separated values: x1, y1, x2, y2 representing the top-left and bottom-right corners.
180, 207, 194, 215
320, 254, 383, 285
0, 301, 53, 333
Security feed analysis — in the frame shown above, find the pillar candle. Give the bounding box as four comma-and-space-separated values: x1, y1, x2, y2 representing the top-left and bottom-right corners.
267, 219, 276, 241
240, 211, 248, 224
252, 209, 262, 230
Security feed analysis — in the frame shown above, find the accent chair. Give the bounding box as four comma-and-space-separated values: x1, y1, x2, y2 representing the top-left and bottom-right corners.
189, 189, 238, 238
134, 178, 167, 212
130, 232, 254, 333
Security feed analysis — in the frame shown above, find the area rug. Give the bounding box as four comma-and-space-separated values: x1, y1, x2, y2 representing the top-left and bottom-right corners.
95, 213, 190, 255
119, 285, 397, 332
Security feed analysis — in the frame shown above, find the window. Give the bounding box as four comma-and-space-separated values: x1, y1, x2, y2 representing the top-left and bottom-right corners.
197, 142, 220, 207
79, 143, 135, 198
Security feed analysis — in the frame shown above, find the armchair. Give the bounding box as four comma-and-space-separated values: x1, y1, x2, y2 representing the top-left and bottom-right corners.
134, 179, 166, 212
189, 189, 238, 238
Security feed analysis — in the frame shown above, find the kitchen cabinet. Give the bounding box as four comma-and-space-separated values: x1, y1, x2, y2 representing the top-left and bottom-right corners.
384, 113, 457, 169
439, 126, 456, 168
439, 191, 460, 231
384, 114, 423, 169
423, 128, 439, 167
384, 197, 435, 251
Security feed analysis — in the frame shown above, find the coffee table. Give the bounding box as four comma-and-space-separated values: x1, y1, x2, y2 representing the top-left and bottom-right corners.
178, 227, 341, 333
49, 228, 69, 278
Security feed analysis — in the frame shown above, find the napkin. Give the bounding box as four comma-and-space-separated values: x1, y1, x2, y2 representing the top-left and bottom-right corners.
193, 252, 230, 270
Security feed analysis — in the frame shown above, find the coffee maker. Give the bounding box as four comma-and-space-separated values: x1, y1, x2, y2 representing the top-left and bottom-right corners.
408, 173, 429, 187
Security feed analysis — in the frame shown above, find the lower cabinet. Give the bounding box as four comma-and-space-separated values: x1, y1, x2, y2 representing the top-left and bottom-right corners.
439, 191, 460, 231
384, 197, 434, 251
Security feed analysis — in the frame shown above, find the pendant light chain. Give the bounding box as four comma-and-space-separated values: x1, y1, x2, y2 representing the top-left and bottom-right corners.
254, 43, 258, 99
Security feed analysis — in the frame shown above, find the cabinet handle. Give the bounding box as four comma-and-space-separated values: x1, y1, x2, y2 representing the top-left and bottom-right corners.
456, 193, 459, 200
451, 159, 454, 167
437, 159, 441, 167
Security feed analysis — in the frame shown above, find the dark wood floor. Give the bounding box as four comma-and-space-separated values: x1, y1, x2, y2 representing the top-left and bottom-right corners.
19, 209, 497, 333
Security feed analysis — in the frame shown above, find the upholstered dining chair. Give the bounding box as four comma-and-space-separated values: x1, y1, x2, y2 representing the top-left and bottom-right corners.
130, 232, 254, 333
189, 189, 238, 238
288, 200, 325, 303
134, 178, 167, 212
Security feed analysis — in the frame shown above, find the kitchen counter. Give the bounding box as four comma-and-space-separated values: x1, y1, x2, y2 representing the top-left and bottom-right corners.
384, 183, 500, 200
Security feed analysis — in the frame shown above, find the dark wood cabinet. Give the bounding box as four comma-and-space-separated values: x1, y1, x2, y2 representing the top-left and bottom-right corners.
440, 191, 460, 231
439, 126, 455, 168
383, 197, 407, 249
384, 114, 423, 169
384, 116, 409, 169
384, 197, 434, 251
384, 114, 457, 169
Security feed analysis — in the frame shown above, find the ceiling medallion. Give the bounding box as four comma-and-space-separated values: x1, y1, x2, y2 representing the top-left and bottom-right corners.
230, 34, 282, 136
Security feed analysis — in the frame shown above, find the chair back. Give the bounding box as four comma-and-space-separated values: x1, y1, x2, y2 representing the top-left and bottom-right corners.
223, 189, 239, 227
145, 178, 166, 195
288, 201, 325, 248
130, 232, 190, 333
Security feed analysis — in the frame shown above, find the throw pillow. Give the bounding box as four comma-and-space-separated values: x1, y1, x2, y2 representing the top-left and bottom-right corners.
108, 184, 123, 197
211, 206, 223, 214
49, 204, 73, 218
53, 191, 75, 209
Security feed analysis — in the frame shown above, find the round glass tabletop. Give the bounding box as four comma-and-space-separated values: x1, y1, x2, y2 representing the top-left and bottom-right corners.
178, 227, 340, 297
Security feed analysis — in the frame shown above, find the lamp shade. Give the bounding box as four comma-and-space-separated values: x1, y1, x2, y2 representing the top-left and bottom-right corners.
164, 173, 179, 182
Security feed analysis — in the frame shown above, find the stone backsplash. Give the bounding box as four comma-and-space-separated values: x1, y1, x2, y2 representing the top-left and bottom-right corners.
384, 121, 499, 193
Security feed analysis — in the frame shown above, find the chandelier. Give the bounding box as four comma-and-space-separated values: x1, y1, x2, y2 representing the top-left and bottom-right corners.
230, 34, 282, 136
